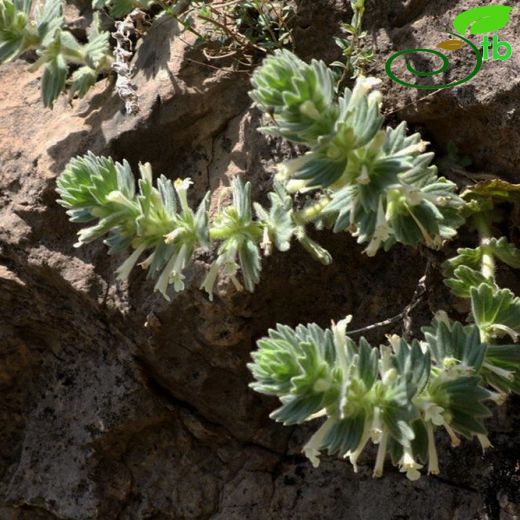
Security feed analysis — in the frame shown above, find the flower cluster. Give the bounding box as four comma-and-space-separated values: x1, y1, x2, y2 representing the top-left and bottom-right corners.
250, 50, 464, 256
57, 152, 307, 300
249, 314, 498, 480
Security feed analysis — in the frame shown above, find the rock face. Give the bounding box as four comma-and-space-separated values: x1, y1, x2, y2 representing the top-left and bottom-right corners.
0, 0, 519, 518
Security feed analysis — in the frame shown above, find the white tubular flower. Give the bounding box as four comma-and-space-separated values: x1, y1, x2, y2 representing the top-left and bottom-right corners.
201, 246, 241, 301
164, 227, 186, 244
174, 177, 193, 213
331, 316, 352, 416
386, 334, 401, 353
400, 184, 423, 206
477, 434, 493, 451
170, 271, 185, 292
139, 162, 153, 184
406, 206, 439, 249
443, 423, 461, 448
434, 310, 451, 325
350, 76, 382, 107
382, 367, 398, 386
358, 165, 370, 185
229, 274, 244, 292
302, 417, 336, 468
370, 407, 383, 443
200, 262, 220, 302
373, 430, 388, 478
286, 178, 310, 193
482, 362, 515, 382
139, 251, 154, 271
367, 89, 383, 108
154, 252, 178, 301
221, 256, 240, 277
394, 139, 429, 157
346, 429, 370, 473
153, 243, 192, 298
260, 226, 273, 256
106, 189, 135, 209
305, 409, 328, 421
275, 155, 312, 184
116, 243, 147, 281
169, 243, 191, 293
299, 100, 322, 120
379, 345, 392, 378
490, 323, 520, 342
332, 315, 352, 352
423, 403, 445, 426
426, 422, 440, 475
488, 391, 507, 406
399, 447, 423, 481
364, 196, 391, 257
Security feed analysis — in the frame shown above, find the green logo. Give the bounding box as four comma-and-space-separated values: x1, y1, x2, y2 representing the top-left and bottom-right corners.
386, 5, 513, 89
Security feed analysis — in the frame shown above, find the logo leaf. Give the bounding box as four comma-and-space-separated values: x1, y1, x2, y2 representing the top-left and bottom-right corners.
453, 5, 513, 35
436, 39, 466, 51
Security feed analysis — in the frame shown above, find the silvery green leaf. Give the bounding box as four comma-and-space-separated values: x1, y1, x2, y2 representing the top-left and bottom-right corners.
322, 413, 366, 457
391, 338, 431, 392
116, 160, 135, 199
194, 192, 210, 247
104, 232, 133, 254
422, 317, 485, 371
483, 345, 520, 394
444, 246, 484, 273
489, 237, 520, 269
36, 0, 62, 44
271, 394, 328, 425
84, 30, 109, 68
70, 65, 97, 98
444, 265, 489, 299
471, 283, 520, 342
357, 337, 379, 389
410, 420, 428, 464
432, 376, 491, 438
0, 0, 32, 63
379, 380, 417, 446
41, 52, 68, 107
238, 238, 261, 292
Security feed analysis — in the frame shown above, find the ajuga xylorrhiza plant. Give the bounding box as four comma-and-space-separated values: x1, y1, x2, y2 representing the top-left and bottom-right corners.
56, 50, 520, 480
0, 0, 111, 107
0, 0, 295, 109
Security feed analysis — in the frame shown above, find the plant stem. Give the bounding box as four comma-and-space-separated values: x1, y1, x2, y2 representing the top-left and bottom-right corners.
474, 213, 496, 344
338, 0, 366, 87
